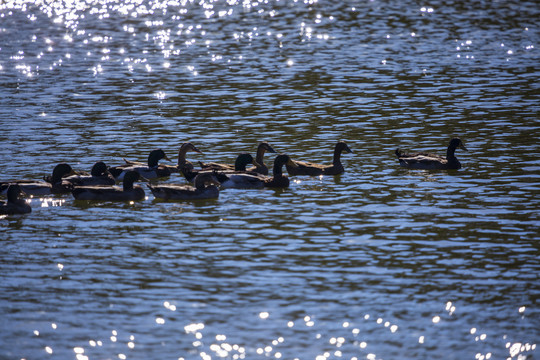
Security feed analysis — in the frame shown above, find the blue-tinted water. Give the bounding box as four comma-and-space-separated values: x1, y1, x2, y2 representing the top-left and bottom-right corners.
0, 0, 539, 359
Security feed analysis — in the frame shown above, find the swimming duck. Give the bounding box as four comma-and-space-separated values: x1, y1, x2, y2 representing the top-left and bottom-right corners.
199, 141, 276, 175
286, 141, 352, 176
147, 172, 220, 201
0, 184, 32, 215
263, 154, 298, 188
216, 154, 297, 189
64, 161, 115, 186
128, 143, 203, 174
183, 153, 258, 182
72, 170, 145, 201
248, 142, 277, 175
0, 163, 75, 196
395, 138, 467, 170
110, 149, 171, 180
176, 142, 203, 173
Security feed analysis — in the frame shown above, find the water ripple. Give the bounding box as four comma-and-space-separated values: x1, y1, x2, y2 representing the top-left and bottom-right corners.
1, 0, 539, 359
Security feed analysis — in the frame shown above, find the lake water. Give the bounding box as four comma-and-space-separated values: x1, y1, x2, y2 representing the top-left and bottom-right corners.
0, 0, 539, 359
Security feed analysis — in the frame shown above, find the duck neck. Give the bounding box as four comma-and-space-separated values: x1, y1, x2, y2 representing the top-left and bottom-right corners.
255, 145, 266, 165
148, 154, 159, 168
333, 146, 343, 165
51, 172, 63, 184
51, 165, 68, 183
123, 179, 135, 191
177, 146, 189, 167
234, 158, 248, 171
446, 144, 457, 160
273, 161, 284, 178
7, 188, 20, 203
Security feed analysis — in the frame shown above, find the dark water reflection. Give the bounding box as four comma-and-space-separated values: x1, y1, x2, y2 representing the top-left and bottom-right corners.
1, 0, 539, 359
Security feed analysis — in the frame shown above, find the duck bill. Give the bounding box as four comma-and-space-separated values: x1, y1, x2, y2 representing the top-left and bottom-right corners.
266, 144, 277, 153
459, 144, 468, 151
163, 154, 172, 162
191, 145, 203, 154
287, 159, 299, 168
345, 145, 353, 154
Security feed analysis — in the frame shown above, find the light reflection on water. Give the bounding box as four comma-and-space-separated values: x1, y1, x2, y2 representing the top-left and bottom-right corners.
22, 305, 536, 359
1, 0, 539, 359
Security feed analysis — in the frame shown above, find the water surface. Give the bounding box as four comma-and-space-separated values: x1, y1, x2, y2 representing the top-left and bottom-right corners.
0, 0, 539, 359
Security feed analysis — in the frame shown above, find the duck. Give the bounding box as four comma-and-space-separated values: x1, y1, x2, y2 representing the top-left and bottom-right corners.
147, 172, 220, 201
64, 161, 115, 186
110, 149, 171, 180
216, 154, 297, 189
199, 141, 276, 175
0, 163, 75, 196
127, 143, 204, 174
395, 137, 467, 170
248, 142, 277, 175
72, 170, 145, 201
286, 141, 352, 176
182, 153, 258, 182
176, 142, 204, 174
0, 184, 32, 215
262, 154, 298, 188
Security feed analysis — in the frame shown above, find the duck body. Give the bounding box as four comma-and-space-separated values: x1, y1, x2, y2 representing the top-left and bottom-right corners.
184, 153, 258, 182
64, 161, 115, 186
287, 141, 352, 176
0, 184, 31, 215
110, 149, 171, 180
198, 161, 235, 172
216, 154, 296, 189
263, 173, 290, 188
72, 171, 145, 201
215, 172, 265, 189
148, 173, 220, 200
72, 186, 145, 201
396, 138, 467, 170
111, 165, 170, 181
0, 180, 65, 196
289, 160, 338, 176
199, 141, 276, 175
0, 163, 75, 196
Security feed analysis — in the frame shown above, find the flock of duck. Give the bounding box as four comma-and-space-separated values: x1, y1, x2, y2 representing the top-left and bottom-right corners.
0, 138, 467, 215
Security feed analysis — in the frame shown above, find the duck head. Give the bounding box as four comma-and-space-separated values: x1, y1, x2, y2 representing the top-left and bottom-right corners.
273, 154, 297, 175
90, 161, 109, 177
49, 163, 75, 183
336, 141, 352, 154
234, 153, 260, 171
260, 141, 277, 154
449, 138, 467, 151
123, 170, 142, 190
7, 184, 25, 202
148, 149, 171, 167
180, 142, 203, 154
194, 172, 221, 189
